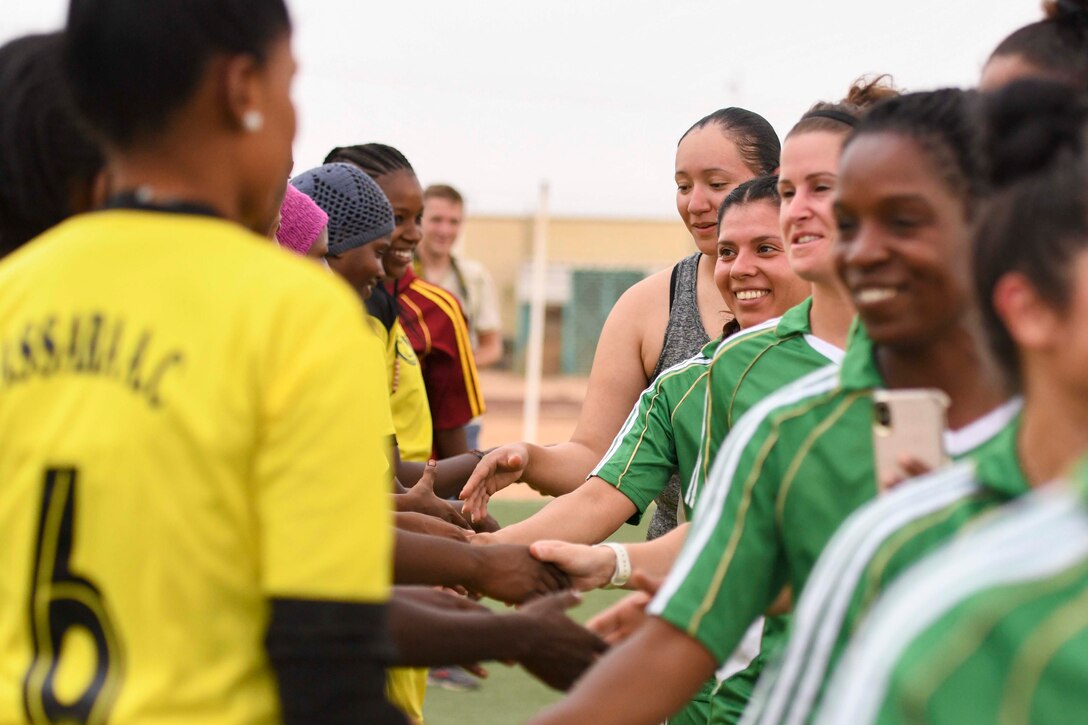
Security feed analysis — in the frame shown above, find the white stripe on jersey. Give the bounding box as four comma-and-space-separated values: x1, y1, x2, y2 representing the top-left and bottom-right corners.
746, 462, 981, 725
589, 354, 711, 478
650, 363, 841, 615
817, 482, 1088, 725
683, 335, 845, 512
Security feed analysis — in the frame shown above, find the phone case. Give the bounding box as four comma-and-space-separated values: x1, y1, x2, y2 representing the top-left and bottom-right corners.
871, 388, 951, 492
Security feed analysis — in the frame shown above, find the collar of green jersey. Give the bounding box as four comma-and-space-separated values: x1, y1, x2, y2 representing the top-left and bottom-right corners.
837, 318, 884, 392
774, 297, 814, 338
971, 416, 1031, 497
699, 297, 815, 358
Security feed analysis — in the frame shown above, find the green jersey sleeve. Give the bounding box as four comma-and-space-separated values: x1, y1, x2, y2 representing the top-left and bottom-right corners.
650, 366, 841, 663
592, 357, 710, 515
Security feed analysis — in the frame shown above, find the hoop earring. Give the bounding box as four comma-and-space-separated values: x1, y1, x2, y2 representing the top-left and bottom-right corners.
242, 110, 265, 133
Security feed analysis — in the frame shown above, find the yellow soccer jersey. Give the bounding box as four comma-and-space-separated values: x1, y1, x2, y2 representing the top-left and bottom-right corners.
0, 209, 394, 724
369, 316, 433, 463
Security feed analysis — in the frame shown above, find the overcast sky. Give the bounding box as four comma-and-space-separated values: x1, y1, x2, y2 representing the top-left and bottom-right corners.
7, 1, 1040, 219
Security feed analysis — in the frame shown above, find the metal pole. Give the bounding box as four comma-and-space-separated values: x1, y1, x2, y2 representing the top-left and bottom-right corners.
522, 182, 549, 443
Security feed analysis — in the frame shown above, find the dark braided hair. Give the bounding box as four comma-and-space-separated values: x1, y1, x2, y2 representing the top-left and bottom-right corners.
973, 79, 1088, 385
680, 108, 780, 176
844, 89, 988, 219
0, 32, 103, 258
990, 0, 1088, 89
716, 174, 780, 226
324, 143, 415, 180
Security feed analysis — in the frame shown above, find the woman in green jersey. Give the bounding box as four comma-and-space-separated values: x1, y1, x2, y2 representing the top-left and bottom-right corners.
530, 88, 1019, 725
803, 80, 1088, 725
459, 109, 781, 535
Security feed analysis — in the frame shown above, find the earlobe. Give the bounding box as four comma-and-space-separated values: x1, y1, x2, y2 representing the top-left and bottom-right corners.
222, 53, 264, 133
993, 272, 1057, 350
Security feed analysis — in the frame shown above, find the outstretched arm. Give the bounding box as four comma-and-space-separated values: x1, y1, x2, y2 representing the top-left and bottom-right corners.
394, 530, 569, 603
461, 277, 665, 520
529, 523, 690, 591
528, 617, 715, 725
388, 589, 607, 690
487, 477, 638, 546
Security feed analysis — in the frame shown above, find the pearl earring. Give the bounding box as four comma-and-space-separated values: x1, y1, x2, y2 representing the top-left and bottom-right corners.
242, 110, 265, 133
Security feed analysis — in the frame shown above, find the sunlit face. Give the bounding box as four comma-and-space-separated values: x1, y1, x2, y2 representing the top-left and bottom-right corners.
778, 131, 846, 284
714, 200, 810, 330
676, 125, 757, 256
421, 197, 464, 258
374, 169, 423, 281
242, 34, 297, 235
327, 236, 391, 300
834, 133, 972, 348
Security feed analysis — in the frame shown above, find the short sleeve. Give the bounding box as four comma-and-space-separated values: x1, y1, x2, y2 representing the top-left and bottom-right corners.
254, 280, 393, 603
593, 377, 681, 516
649, 410, 788, 663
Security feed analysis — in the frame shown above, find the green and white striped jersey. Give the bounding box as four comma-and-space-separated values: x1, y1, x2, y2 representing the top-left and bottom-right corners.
593, 298, 843, 522
816, 457, 1088, 725
649, 322, 1017, 675
744, 410, 1024, 725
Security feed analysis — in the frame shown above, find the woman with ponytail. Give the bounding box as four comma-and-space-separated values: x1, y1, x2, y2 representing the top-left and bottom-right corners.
982, 0, 1088, 90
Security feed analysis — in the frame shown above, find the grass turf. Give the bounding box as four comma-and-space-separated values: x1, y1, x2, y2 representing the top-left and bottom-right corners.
421, 499, 653, 724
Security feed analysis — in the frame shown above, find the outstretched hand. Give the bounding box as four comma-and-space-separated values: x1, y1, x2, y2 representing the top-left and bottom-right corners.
471, 544, 572, 603
515, 591, 609, 691
585, 570, 663, 646
397, 459, 472, 529
529, 540, 617, 592
459, 443, 530, 524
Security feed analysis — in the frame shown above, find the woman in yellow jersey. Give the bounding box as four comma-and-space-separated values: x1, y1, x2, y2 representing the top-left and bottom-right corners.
0, 1, 407, 722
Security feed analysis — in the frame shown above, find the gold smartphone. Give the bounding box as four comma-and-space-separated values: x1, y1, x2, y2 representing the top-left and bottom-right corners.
871, 389, 951, 492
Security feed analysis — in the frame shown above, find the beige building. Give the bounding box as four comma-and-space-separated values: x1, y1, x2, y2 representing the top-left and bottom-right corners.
455, 214, 699, 373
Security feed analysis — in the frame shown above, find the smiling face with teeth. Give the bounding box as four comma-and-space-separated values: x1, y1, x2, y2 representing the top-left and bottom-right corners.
715, 199, 811, 330
372, 168, 424, 281
834, 132, 973, 347
778, 131, 845, 285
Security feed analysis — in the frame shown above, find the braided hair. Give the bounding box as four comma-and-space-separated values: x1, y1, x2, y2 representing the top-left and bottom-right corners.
0, 32, 104, 257
844, 89, 988, 219
324, 143, 415, 180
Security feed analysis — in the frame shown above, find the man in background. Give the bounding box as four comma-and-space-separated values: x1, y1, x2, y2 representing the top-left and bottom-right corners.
418, 184, 502, 451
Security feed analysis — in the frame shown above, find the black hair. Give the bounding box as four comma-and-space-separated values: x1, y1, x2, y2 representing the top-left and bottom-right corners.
787, 75, 900, 139
716, 174, 781, 226
845, 89, 988, 219
973, 79, 1088, 384
0, 32, 103, 257
990, 0, 1088, 89
324, 144, 415, 181
63, 0, 291, 148
680, 108, 780, 176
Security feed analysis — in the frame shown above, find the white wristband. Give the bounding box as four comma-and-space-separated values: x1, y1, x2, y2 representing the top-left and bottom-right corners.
595, 542, 631, 589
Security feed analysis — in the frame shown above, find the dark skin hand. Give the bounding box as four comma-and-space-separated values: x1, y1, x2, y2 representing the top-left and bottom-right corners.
393, 459, 472, 529
394, 511, 469, 543
394, 530, 570, 604
397, 450, 492, 500
434, 426, 469, 460
388, 589, 608, 691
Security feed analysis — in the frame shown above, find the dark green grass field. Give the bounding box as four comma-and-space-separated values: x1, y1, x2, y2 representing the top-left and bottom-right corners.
422, 499, 653, 725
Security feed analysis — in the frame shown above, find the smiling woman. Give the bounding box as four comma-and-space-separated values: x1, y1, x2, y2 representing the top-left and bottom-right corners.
714, 175, 810, 330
